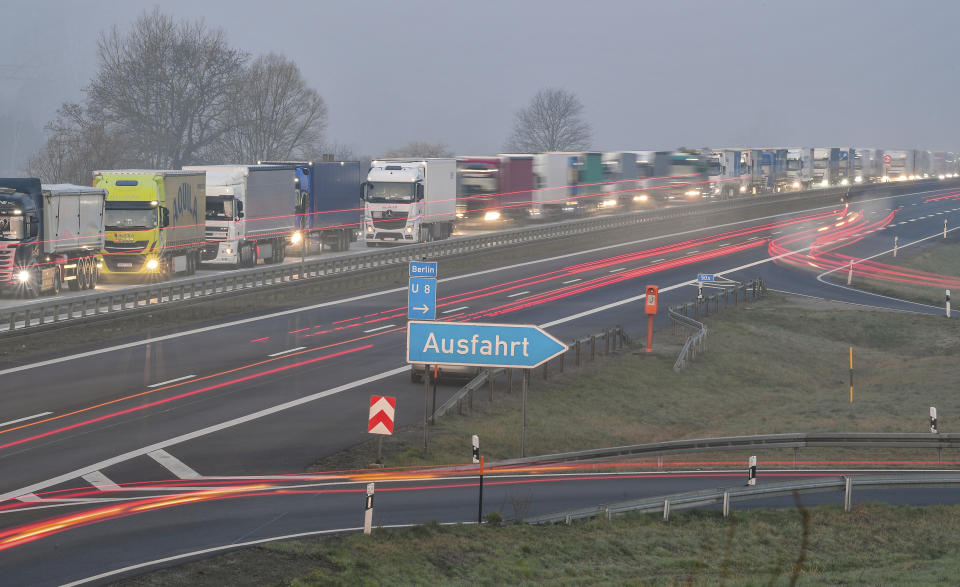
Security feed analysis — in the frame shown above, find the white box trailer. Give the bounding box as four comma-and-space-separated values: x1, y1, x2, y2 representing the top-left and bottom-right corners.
532, 153, 578, 216
0, 179, 105, 296
363, 158, 456, 245
184, 164, 298, 266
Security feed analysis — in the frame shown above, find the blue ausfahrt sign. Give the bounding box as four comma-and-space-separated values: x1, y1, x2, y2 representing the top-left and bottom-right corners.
697, 273, 715, 282
408, 278, 437, 320
407, 321, 567, 369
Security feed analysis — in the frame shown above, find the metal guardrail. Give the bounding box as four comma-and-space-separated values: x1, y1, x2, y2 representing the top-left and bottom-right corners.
524, 472, 960, 524
668, 278, 766, 371
492, 432, 960, 469
0, 178, 948, 334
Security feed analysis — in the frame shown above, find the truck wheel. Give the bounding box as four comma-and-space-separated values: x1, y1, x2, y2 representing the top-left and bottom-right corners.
89, 262, 99, 289
26, 268, 41, 298
52, 268, 61, 296
68, 271, 81, 291
77, 260, 89, 290
84, 259, 96, 289
339, 231, 349, 251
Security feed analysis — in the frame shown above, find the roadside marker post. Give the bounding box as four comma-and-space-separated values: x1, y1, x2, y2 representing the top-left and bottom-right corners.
946, 219, 949, 239
849, 347, 854, 403
846, 260, 854, 285
947, 290, 952, 319
930, 407, 939, 434
747, 456, 757, 486
893, 235, 899, 257
472, 434, 480, 464
363, 482, 375, 535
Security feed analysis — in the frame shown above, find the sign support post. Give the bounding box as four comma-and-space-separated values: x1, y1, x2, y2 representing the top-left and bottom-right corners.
478, 456, 485, 524
644, 285, 659, 353
521, 369, 529, 457
423, 364, 430, 449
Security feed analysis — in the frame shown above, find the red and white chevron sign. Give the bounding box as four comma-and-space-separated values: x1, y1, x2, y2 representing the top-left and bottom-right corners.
368, 395, 396, 435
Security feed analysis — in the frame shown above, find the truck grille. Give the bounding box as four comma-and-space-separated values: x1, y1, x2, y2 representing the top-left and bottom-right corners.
103, 255, 145, 272
104, 240, 149, 253
373, 211, 408, 230
205, 227, 229, 241
0, 245, 14, 285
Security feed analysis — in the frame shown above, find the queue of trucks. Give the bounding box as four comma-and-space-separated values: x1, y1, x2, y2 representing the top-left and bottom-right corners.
1, 144, 957, 297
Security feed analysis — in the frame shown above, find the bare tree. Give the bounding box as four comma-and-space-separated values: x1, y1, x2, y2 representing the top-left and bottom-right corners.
383, 140, 453, 158
504, 88, 592, 152
217, 53, 328, 163
26, 103, 132, 184
86, 8, 247, 168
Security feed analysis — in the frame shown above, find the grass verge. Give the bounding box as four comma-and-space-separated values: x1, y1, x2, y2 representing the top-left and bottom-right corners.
117, 504, 960, 586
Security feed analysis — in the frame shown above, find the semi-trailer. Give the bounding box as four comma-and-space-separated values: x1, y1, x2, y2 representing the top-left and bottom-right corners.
183, 164, 298, 267
93, 170, 205, 279
455, 155, 535, 222
0, 178, 105, 297
363, 158, 456, 245
259, 160, 363, 252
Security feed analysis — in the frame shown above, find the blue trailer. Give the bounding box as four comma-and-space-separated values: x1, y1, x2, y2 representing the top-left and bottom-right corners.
260, 160, 363, 252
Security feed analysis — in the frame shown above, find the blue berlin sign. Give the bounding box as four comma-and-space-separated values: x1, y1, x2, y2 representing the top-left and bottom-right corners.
409, 261, 437, 277
407, 321, 567, 369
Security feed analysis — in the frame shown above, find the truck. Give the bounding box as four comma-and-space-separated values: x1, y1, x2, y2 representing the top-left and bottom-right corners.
455, 155, 535, 222
363, 158, 456, 245
259, 160, 363, 252
785, 148, 813, 190
647, 151, 709, 202
93, 170, 205, 279
601, 151, 642, 209
182, 164, 298, 267
704, 149, 750, 198
0, 179, 105, 297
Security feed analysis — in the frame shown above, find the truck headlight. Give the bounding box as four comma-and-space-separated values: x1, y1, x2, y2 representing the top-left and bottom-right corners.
792, 181, 800, 189
840, 178, 849, 186
601, 199, 617, 208
633, 194, 648, 202
366, 223, 374, 233
854, 176, 863, 183
483, 210, 501, 221
17, 270, 30, 283
290, 231, 302, 244
684, 190, 700, 197
405, 226, 413, 233
146, 258, 159, 270
739, 186, 747, 193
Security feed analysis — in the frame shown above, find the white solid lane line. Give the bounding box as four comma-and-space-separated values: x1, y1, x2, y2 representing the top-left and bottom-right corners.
147, 375, 196, 388
608, 268, 626, 273
267, 346, 306, 357
148, 449, 201, 479
441, 306, 469, 314
0, 412, 52, 428
507, 291, 531, 298
363, 325, 395, 333
82, 471, 120, 491
562, 278, 582, 284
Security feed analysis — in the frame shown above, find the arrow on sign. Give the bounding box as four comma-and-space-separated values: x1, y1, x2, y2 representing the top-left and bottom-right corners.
368, 395, 396, 435
407, 321, 567, 369
412, 305, 430, 315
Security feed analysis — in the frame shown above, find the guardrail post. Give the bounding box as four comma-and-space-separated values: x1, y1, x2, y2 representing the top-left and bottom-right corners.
657, 455, 663, 470
844, 476, 852, 512
559, 348, 565, 373
576, 340, 582, 367
590, 335, 596, 361
542, 360, 549, 381
794, 447, 799, 468
722, 491, 730, 517
604, 329, 611, 354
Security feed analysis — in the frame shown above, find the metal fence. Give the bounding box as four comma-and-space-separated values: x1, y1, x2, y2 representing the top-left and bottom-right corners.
668, 278, 766, 371
433, 326, 628, 420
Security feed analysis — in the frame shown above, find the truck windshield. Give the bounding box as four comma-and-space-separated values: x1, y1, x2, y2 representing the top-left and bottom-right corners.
787, 160, 803, 171
104, 209, 157, 231
0, 216, 24, 240
205, 197, 235, 220
708, 161, 723, 176
366, 182, 415, 203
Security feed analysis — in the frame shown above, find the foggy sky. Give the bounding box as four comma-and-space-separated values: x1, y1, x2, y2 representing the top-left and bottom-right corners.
2, 0, 959, 173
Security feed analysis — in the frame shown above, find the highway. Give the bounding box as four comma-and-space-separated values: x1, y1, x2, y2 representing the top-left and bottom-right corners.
0, 184, 958, 583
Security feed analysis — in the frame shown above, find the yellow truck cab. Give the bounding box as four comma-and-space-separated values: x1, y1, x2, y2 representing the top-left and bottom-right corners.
93, 170, 205, 279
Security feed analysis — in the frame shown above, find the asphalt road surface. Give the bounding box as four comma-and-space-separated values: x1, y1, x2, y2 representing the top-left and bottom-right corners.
0, 184, 958, 584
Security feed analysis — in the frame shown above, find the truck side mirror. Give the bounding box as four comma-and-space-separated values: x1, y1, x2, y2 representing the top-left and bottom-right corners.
160, 207, 170, 228
28, 216, 39, 238
416, 183, 425, 200
360, 182, 368, 201
236, 201, 244, 219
